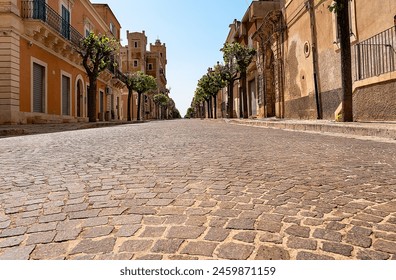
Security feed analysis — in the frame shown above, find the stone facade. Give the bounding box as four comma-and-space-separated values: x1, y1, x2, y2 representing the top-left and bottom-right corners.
281, 0, 396, 120
0, 0, 22, 124
217, 0, 396, 121
353, 79, 396, 121
220, 0, 282, 119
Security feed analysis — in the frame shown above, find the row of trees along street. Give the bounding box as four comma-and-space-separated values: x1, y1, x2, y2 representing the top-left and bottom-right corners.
187, 1, 353, 122
77, 32, 177, 122
188, 41, 256, 120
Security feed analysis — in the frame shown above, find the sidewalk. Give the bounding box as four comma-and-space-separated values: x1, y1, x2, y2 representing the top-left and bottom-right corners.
224, 118, 396, 141
0, 121, 132, 138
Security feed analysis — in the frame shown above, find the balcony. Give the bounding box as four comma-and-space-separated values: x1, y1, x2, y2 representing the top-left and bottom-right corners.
21, 0, 83, 62
21, 1, 83, 46
355, 25, 396, 81
108, 58, 126, 89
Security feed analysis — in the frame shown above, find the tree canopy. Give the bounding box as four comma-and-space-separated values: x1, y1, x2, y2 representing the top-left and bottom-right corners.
220, 42, 256, 118
128, 71, 157, 94
153, 93, 170, 107
78, 32, 119, 79
221, 42, 256, 75
125, 71, 157, 121
197, 67, 225, 99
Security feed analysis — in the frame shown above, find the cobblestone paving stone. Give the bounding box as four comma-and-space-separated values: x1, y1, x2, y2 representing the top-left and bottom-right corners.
0, 119, 395, 260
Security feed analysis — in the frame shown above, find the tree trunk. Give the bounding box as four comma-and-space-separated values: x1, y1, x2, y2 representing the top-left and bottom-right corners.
227, 82, 234, 118
127, 88, 132, 121
337, 0, 353, 122
241, 71, 248, 119
137, 92, 142, 121
213, 94, 217, 119
88, 78, 97, 122
209, 98, 213, 119
308, 0, 322, 119
206, 99, 210, 119
210, 98, 213, 119
239, 86, 243, 118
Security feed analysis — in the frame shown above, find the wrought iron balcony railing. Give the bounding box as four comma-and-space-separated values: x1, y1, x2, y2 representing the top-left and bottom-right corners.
355, 25, 396, 80
21, 0, 83, 47
108, 58, 127, 82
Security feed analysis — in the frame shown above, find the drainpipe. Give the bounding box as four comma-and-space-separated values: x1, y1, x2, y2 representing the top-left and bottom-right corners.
307, 0, 322, 119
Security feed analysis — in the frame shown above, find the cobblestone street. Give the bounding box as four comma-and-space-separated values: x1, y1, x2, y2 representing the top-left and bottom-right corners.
0, 119, 395, 260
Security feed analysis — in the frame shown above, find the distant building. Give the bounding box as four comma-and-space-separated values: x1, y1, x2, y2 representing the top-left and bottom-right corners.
120, 31, 168, 120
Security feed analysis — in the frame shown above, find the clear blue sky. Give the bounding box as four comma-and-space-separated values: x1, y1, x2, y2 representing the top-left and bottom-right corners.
91, 0, 250, 116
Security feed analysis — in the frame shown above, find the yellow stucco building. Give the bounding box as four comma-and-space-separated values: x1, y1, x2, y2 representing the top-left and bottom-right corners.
0, 0, 124, 124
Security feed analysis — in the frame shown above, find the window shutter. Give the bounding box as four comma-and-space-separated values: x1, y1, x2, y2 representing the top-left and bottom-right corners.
33, 63, 45, 113
62, 75, 70, 115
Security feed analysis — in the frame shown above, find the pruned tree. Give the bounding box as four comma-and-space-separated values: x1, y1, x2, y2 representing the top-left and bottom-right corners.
77, 32, 118, 122
185, 107, 195, 118
129, 71, 157, 121
124, 73, 136, 121
193, 87, 208, 118
153, 93, 170, 119
221, 42, 256, 119
198, 66, 225, 119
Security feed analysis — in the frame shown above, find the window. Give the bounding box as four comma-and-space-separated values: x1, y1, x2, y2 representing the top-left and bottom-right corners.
62, 74, 71, 115
99, 90, 104, 113
133, 60, 139, 68
61, 5, 70, 40
248, 35, 254, 48
33, 62, 45, 113
110, 22, 116, 35
134, 41, 139, 48
84, 18, 93, 37
148, 63, 153, 70
33, 0, 46, 21
332, 0, 357, 46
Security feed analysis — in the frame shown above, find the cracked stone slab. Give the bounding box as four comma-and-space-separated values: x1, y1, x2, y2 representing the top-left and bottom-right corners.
70, 238, 116, 255
217, 243, 254, 260
0, 245, 35, 260
151, 239, 184, 254
0, 236, 25, 248
181, 241, 218, 257
167, 226, 205, 239
119, 240, 153, 253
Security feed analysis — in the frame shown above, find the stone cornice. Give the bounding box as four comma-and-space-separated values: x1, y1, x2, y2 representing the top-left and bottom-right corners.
0, 0, 19, 15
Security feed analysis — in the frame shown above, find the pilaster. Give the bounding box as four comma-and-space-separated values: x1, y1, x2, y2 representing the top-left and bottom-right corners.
0, 0, 22, 124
